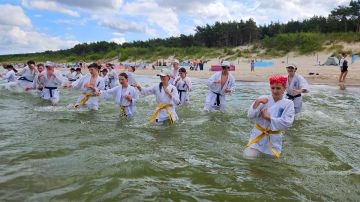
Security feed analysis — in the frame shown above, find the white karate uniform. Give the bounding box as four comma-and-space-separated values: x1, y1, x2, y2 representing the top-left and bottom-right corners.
2, 70, 16, 82
107, 69, 119, 89
65, 71, 77, 81
16, 66, 38, 90
71, 74, 105, 110
100, 85, 138, 120
127, 72, 137, 86
169, 67, 179, 84
38, 70, 67, 104
174, 76, 192, 104
140, 83, 180, 123
204, 72, 235, 112
286, 74, 309, 114
245, 95, 295, 158
102, 75, 109, 90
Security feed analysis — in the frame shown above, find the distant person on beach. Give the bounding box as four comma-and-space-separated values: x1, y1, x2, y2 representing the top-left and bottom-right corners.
170, 59, 180, 84
199, 60, 204, 71
339, 53, 348, 83
133, 69, 180, 125
251, 60, 255, 72
285, 64, 309, 114
106, 63, 119, 89
64, 63, 105, 110
204, 61, 235, 112
36, 62, 67, 105
96, 72, 138, 120
174, 67, 192, 104
243, 76, 295, 159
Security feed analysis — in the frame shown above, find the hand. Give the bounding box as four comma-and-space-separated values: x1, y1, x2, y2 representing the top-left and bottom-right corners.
94, 90, 100, 96
25, 87, 32, 91
84, 82, 92, 88
125, 94, 132, 102
256, 97, 269, 104
37, 84, 44, 90
224, 88, 231, 93
164, 87, 172, 98
261, 108, 271, 121
291, 89, 302, 95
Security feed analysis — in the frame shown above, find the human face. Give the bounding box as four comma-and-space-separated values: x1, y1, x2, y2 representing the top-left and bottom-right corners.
88, 67, 98, 75
179, 72, 186, 78
37, 66, 44, 73
173, 63, 179, 69
119, 76, 128, 86
46, 66, 54, 74
271, 83, 285, 100
286, 67, 296, 77
160, 75, 169, 84
222, 66, 229, 74
29, 64, 35, 70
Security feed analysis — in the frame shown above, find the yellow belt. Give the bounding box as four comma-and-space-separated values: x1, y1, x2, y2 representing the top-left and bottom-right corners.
120, 105, 127, 118
149, 104, 174, 124
246, 123, 282, 158
77, 92, 97, 107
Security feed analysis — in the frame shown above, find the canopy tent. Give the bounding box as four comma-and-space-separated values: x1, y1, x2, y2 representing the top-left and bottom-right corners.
352, 54, 359, 64
254, 61, 274, 67
323, 57, 339, 66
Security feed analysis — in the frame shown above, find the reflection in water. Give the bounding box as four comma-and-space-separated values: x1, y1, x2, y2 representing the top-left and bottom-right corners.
0, 76, 359, 201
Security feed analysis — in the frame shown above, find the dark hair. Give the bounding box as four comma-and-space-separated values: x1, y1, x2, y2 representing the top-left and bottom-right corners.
130, 66, 136, 72
179, 67, 186, 73
70, 68, 75, 71
27, 60, 35, 65
119, 72, 128, 79
101, 69, 108, 73
76, 68, 81, 72
37, 63, 44, 67
5, 64, 18, 73
88, 63, 100, 69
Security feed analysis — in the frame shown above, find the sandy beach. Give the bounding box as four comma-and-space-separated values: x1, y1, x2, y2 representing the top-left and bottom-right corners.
129, 52, 360, 86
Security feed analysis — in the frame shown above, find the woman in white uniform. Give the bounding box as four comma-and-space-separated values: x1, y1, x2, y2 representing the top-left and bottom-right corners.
0, 65, 17, 82
133, 69, 180, 124
285, 63, 309, 114
244, 76, 295, 159
97, 72, 138, 120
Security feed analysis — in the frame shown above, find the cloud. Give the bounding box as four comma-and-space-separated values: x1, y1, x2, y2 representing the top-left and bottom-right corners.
123, 0, 180, 36
0, 5, 79, 55
0, 4, 32, 27
21, 0, 79, 17
111, 33, 126, 44
97, 17, 157, 36
48, 0, 123, 10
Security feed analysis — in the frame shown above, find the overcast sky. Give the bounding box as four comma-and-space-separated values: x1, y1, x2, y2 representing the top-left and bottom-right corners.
0, 0, 351, 55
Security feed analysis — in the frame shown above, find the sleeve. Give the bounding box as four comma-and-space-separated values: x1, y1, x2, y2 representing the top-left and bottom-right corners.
206, 73, 217, 88
17, 68, 25, 76
71, 75, 85, 89
270, 102, 295, 131
97, 79, 105, 91
4, 71, 11, 80
54, 72, 67, 85
171, 86, 180, 105
248, 101, 262, 123
187, 78, 192, 91
140, 85, 156, 96
99, 87, 117, 99
298, 75, 309, 93
130, 88, 138, 105
228, 76, 235, 92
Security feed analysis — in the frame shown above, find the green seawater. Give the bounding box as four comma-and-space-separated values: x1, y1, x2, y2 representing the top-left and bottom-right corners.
0, 76, 359, 201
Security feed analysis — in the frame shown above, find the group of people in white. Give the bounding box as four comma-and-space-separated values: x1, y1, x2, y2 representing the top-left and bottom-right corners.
0, 59, 309, 159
